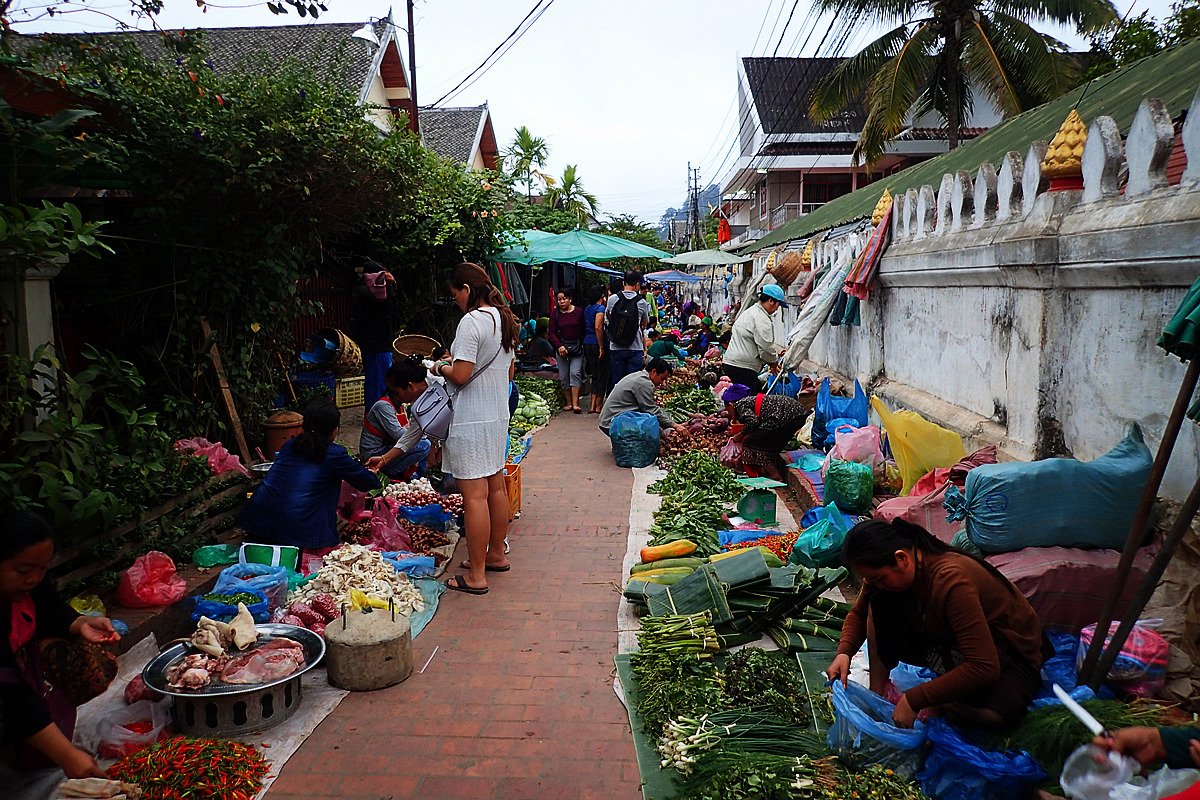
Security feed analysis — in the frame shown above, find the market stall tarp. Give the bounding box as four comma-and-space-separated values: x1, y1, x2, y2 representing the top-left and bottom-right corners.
660, 249, 750, 266
494, 229, 558, 265
643, 269, 703, 284
521, 229, 671, 264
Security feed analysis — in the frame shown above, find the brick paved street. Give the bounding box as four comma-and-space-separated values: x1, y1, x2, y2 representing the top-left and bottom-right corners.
269, 410, 643, 800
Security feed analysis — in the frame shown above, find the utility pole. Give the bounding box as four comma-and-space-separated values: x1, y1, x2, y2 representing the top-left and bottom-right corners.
407, 0, 420, 136
690, 166, 703, 252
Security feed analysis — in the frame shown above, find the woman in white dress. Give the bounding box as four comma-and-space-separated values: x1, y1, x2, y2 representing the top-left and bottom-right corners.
429, 263, 518, 594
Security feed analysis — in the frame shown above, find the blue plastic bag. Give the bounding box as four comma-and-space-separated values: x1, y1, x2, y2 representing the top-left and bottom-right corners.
945, 424, 1152, 553
790, 501, 850, 567
398, 503, 454, 531
609, 411, 661, 468
191, 588, 269, 623
214, 563, 289, 611
918, 719, 1045, 800
1031, 630, 1106, 707
381, 552, 437, 578
766, 370, 804, 398
813, 378, 868, 449
890, 662, 937, 693
828, 680, 928, 779
719, 529, 774, 546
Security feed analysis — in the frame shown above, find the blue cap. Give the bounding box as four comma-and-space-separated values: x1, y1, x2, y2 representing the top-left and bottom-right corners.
760, 284, 787, 305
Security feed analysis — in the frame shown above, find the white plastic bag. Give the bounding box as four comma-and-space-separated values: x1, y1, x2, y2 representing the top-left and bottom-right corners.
97, 700, 172, 759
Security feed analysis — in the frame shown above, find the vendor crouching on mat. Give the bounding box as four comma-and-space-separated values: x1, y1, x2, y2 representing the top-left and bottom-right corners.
826, 518, 1047, 730
360, 357, 431, 481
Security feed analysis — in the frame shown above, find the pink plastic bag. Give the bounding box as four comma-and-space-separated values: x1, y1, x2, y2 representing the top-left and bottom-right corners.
115, 551, 187, 608
368, 498, 412, 552
1077, 620, 1169, 697
720, 438, 744, 470
828, 425, 884, 470
97, 700, 172, 759
174, 437, 250, 477
337, 481, 370, 522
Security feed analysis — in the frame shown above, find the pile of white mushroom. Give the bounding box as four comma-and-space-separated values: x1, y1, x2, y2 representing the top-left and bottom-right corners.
290, 544, 425, 614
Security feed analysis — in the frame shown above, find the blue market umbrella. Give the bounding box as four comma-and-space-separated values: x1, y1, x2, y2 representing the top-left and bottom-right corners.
521, 230, 671, 264
643, 269, 703, 284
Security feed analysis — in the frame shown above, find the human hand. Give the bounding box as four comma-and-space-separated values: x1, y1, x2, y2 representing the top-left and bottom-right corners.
61, 746, 106, 779
366, 456, 386, 473
673, 425, 691, 437
892, 694, 917, 728
77, 616, 119, 644
826, 653, 851, 687
557, 346, 567, 357
1190, 738, 1200, 768
383, 272, 395, 283
1094, 727, 1165, 767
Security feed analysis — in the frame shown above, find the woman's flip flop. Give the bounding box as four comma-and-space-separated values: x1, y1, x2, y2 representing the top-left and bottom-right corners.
445, 574, 488, 595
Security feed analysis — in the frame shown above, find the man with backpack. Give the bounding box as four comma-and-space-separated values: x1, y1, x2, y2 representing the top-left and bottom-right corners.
605, 269, 651, 385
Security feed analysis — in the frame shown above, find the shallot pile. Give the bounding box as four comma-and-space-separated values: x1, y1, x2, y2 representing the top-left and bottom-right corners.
381, 479, 464, 517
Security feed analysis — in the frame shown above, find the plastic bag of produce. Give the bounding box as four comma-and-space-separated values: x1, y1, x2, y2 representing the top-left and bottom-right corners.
825, 459, 875, 513
719, 438, 744, 470
1077, 620, 1169, 697
214, 563, 288, 611
192, 543, 240, 568
190, 588, 269, 623
828, 680, 928, 780
368, 497, 412, 552
918, 718, 1045, 800
397, 503, 453, 531
828, 424, 884, 470
115, 551, 187, 608
813, 378, 868, 450
872, 396, 967, 496
790, 502, 850, 567
382, 551, 437, 578
609, 412, 661, 468
97, 700, 172, 759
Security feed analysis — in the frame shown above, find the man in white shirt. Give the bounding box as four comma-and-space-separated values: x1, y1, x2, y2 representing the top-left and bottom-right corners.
723, 284, 786, 391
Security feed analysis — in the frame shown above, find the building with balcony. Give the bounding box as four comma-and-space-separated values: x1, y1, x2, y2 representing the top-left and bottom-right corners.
720, 57, 1000, 249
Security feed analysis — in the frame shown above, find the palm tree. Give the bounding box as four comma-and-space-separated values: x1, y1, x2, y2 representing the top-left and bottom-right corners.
808, 0, 1117, 164
548, 165, 599, 225
502, 126, 549, 203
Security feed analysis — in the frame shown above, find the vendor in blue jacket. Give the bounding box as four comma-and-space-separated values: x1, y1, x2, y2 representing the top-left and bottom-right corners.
239, 401, 380, 550
360, 357, 431, 481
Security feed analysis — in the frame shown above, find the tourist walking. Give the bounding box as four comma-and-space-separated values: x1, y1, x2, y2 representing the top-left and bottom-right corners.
583, 284, 610, 415
605, 270, 651, 385
430, 262, 518, 595
549, 287, 586, 414
723, 284, 787, 390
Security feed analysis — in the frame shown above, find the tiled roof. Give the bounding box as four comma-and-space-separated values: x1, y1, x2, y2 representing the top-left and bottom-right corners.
18, 20, 387, 97
743, 38, 1200, 252
742, 57, 867, 136
420, 105, 485, 164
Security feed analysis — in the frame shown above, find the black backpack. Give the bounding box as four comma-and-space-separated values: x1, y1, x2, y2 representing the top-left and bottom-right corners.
607, 293, 641, 347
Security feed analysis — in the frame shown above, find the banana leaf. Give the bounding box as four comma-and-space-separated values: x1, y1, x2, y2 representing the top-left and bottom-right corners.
648, 564, 733, 623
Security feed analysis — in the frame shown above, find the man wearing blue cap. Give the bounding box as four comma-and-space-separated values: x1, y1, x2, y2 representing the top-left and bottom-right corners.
723, 284, 786, 390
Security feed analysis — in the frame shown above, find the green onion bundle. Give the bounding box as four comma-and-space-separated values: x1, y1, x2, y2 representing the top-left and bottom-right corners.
660, 709, 828, 774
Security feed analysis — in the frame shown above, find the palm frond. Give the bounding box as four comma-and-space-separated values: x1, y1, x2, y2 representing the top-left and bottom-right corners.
854, 22, 938, 164
984, 0, 1118, 33
809, 23, 919, 123
811, 0, 924, 27
913, 48, 973, 124
963, 14, 1059, 116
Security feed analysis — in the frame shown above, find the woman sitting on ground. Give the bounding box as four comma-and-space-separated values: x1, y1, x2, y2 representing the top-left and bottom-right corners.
724, 388, 808, 481
238, 401, 380, 551
826, 518, 1047, 730
1, 511, 120, 794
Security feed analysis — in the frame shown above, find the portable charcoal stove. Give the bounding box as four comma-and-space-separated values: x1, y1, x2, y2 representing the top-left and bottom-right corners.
141, 623, 325, 738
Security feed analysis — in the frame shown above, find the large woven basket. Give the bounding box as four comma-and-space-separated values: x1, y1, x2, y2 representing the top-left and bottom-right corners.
769, 250, 805, 289
317, 328, 362, 378
393, 333, 441, 360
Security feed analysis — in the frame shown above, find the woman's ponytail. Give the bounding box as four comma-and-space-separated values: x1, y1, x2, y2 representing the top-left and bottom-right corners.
292, 401, 340, 463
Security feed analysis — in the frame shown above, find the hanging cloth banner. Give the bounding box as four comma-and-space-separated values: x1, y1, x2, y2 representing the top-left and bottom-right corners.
843, 203, 893, 300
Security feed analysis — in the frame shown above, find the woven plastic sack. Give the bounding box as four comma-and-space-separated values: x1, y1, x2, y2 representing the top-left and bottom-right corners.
918, 719, 1045, 800
872, 396, 967, 496
790, 502, 850, 568
190, 588, 269, 623
1077, 620, 1169, 697
115, 552, 187, 608
828, 680, 928, 780
609, 411, 661, 468
214, 563, 288, 611
813, 378, 868, 449
825, 459, 875, 513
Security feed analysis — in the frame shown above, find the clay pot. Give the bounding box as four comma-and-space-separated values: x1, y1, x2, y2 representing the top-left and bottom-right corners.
263, 410, 303, 458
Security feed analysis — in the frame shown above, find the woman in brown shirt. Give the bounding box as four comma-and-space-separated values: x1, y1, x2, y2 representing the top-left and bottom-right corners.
826, 519, 1046, 730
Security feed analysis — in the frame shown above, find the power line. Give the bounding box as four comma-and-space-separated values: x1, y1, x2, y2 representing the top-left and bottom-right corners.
428, 0, 556, 108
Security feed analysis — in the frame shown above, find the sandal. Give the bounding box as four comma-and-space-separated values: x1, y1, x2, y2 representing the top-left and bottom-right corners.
445, 575, 488, 595
459, 560, 511, 572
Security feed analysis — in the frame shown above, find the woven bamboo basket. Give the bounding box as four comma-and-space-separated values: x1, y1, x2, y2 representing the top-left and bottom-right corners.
393, 333, 441, 360
769, 250, 805, 289
317, 328, 363, 378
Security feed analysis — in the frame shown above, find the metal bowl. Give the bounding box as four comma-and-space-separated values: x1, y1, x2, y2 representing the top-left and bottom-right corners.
142, 623, 325, 698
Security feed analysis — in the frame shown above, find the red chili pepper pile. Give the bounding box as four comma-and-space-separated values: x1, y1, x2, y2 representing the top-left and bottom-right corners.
721, 531, 799, 563
107, 737, 268, 800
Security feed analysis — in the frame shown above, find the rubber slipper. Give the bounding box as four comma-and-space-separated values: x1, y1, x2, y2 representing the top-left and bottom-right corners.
573, 408, 583, 414
445, 574, 488, 595
459, 560, 511, 572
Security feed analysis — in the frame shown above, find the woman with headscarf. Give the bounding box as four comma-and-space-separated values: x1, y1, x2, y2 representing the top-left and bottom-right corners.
725, 388, 809, 481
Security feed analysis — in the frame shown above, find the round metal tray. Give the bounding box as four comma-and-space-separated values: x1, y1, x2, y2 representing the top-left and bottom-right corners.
142, 623, 325, 698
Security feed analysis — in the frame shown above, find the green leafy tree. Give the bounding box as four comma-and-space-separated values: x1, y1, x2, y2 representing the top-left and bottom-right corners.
1165, 0, 1200, 43
1086, 12, 1165, 78
502, 125, 550, 204
504, 200, 578, 234
809, 0, 1117, 164
547, 164, 598, 225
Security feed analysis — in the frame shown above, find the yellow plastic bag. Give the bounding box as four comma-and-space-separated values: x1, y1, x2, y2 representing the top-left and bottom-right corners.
69, 594, 106, 616
348, 589, 389, 611
871, 396, 966, 496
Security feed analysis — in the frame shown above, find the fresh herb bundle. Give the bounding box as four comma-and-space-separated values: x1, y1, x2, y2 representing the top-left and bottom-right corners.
823, 765, 931, 800
631, 652, 725, 737
650, 451, 744, 501
660, 709, 828, 774
680, 751, 838, 800
722, 648, 812, 725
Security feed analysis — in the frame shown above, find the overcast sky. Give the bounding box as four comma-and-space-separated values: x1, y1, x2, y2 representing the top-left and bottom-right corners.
12, 0, 1175, 226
